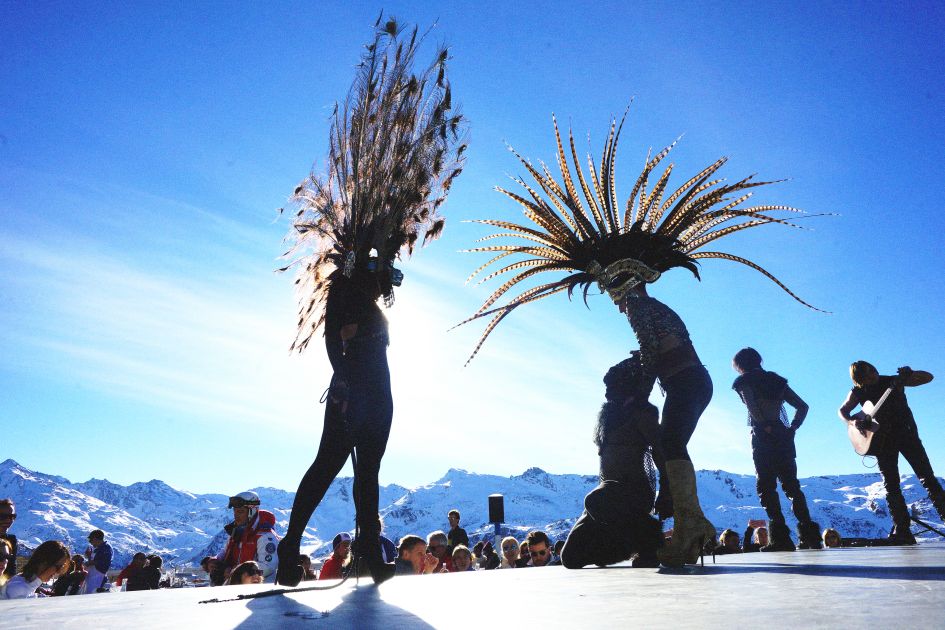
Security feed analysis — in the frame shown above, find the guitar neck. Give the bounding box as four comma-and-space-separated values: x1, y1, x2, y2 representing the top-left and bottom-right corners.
870, 387, 894, 416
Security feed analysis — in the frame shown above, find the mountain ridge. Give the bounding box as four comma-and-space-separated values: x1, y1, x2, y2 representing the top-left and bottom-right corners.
1, 458, 942, 568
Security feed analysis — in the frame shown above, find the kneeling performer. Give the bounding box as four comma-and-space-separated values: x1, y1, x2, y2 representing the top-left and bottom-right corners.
561, 353, 665, 569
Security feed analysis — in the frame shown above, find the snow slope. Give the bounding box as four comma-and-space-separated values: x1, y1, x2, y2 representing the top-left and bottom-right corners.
1, 458, 941, 567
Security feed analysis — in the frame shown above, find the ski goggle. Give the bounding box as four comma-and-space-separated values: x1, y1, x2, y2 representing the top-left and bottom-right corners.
227, 497, 259, 509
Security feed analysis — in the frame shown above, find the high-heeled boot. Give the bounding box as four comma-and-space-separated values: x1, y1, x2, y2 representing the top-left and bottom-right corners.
657, 460, 716, 567
275, 537, 304, 586
352, 533, 395, 584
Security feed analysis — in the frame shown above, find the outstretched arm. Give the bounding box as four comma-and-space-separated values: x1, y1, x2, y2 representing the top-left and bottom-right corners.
899, 366, 933, 387
783, 386, 809, 431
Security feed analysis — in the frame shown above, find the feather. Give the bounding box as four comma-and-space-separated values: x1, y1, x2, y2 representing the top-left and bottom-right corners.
457, 111, 824, 362
280, 17, 466, 352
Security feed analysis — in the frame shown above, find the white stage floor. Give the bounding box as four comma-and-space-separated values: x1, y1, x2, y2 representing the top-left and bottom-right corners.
3, 544, 944, 629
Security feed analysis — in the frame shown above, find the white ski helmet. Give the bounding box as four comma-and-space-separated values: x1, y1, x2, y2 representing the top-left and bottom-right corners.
228, 491, 261, 519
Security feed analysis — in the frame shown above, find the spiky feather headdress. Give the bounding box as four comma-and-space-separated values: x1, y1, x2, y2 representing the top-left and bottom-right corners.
457, 111, 822, 364
280, 16, 466, 353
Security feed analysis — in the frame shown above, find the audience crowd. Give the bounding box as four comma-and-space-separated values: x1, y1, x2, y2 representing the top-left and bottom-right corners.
0, 494, 893, 600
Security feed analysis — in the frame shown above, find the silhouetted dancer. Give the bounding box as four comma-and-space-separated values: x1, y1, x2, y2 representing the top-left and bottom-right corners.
732, 347, 822, 550
456, 109, 823, 568
561, 353, 665, 569
275, 16, 465, 587
839, 362, 945, 544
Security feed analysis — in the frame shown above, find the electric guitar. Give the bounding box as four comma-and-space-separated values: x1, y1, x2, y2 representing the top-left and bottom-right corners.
846, 385, 894, 457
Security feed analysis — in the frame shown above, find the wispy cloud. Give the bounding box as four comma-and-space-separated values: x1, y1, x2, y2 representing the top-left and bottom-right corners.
0, 230, 326, 431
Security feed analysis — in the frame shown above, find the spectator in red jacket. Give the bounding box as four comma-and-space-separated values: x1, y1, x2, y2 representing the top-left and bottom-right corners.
318, 532, 351, 580
217, 491, 280, 582
115, 552, 147, 588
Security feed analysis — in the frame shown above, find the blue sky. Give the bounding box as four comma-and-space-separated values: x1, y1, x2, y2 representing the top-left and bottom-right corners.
2, 1, 944, 498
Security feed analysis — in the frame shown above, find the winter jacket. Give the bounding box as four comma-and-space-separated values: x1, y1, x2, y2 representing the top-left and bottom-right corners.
318, 554, 347, 580
218, 510, 280, 581
1, 575, 43, 599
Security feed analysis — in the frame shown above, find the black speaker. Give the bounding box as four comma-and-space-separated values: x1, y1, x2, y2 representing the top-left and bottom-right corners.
488, 494, 504, 524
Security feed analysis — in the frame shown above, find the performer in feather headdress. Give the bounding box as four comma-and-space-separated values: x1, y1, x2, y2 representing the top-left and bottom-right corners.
458, 111, 821, 567
276, 16, 465, 586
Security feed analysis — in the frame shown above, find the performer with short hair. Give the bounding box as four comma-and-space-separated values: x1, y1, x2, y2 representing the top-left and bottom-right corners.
458, 111, 822, 567
732, 347, 821, 550
838, 362, 945, 544
275, 17, 465, 586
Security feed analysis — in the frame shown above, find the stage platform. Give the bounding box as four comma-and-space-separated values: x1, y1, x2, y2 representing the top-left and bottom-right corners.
3, 544, 944, 629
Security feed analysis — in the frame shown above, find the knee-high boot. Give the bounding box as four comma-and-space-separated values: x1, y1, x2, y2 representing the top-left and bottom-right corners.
657, 460, 716, 567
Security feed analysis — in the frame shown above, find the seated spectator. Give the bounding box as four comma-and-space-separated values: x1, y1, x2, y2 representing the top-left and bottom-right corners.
0, 538, 14, 588
394, 535, 439, 576
226, 561, 264, 586
116, 552, 148, 588
823, 528, 842, 548
427, 531, 453, 572
525, 531, 558, 567
1, 540, 70, 599
299, 554, 317, 581
0, 499, 18, 581
378, 514, 397, 563
52, 555, 86, 596
472, 541, 485, 566
743, 521, 769, 553
447, 510, 469, 552
218, 492, 280, 583
553, 540, 565, 563
201, 556, 226, 586
480, 541, 500, 570
81, 529, 113, 594
451, 545, 475, 572
136, 555, 163, 590
499, 536, 520, 569
518, 541, 530, 567
715, 529, 742, 555
318, 532, 352, 581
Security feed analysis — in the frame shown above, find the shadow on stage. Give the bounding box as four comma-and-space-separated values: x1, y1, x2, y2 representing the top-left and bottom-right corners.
644, 562, 945, 581
234, 582, 435, 629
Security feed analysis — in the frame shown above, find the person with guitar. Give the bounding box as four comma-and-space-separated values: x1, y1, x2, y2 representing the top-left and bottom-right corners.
732, 348, 822, 551
838, 362, 945, 544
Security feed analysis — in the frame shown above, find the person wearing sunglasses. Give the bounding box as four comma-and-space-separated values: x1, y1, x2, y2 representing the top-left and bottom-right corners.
0, 499, 17, 579
498, 536, 520, 569
525, 531, 558, 567
1, 540, 71, 599
225, 561, 264, 586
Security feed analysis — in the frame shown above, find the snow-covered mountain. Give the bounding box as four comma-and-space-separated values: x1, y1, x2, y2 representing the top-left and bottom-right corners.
1, 458, 941, 568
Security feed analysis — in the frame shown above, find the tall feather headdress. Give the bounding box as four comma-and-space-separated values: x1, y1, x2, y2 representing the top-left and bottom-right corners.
457, 111, 823, 364
280, 16, 466, 353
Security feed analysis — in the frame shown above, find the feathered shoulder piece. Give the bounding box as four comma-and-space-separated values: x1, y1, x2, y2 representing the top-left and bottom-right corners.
280, 15, 466, 353
457, 110, 824, 364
